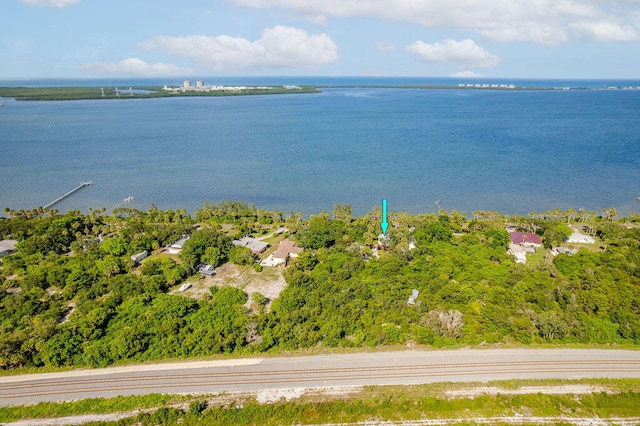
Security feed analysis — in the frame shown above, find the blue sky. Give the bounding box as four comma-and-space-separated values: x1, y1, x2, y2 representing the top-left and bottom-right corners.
2, 0, 640, 79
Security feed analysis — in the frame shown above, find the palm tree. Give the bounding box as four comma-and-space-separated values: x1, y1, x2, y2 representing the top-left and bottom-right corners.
272, 211, 284, 223
564, 208, 577, 224
603, 207, 618, 222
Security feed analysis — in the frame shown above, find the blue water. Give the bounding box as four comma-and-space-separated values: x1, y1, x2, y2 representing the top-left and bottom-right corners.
1, 79, 639, 217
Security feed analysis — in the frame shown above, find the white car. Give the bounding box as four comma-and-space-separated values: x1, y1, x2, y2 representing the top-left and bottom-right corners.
179, 283, 192, 292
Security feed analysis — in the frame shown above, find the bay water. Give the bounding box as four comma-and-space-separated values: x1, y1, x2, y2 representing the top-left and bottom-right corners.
1, 79, 639, 217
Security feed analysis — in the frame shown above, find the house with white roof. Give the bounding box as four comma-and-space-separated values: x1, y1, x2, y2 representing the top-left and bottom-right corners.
166, 235, 190, 254
566, 230, 595, 244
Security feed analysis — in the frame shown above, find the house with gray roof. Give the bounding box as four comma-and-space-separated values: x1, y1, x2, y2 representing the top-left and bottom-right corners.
131, 250, 148, 264
232, 237, 269, 254
166, 235, 190, 254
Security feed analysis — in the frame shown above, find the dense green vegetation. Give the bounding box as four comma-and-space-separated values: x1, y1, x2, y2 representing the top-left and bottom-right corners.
0, 85, 318, 101
1, 202, 639, 370
3, 379, 640, 425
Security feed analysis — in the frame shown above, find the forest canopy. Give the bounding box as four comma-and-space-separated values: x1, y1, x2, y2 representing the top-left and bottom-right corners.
1, 203, 639, 370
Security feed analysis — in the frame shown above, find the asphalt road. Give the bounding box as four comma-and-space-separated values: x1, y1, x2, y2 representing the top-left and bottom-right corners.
1, 348, 639, 406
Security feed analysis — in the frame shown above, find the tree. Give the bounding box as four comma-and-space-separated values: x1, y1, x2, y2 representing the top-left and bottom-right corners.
179, 229, 229, 271
332, 204, 353, 222
414, 215, 453, 245
542, 222, 572, 248
294, 251, 317, 271
484, 228, 510, 250
296, 215, 345, 249
602, 207, 618, 222
201, 246, 223, 267
100, 237, 127, 256
285, 211, 303, 233
95, 255, 122, 278
563, 208, 577, 224
229, 246, 254, 265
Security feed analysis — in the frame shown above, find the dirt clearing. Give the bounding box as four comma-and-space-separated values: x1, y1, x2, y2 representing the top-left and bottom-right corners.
173, 262, 287, 310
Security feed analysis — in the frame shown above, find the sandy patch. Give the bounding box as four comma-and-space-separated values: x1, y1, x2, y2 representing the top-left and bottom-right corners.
244, 269, 287, 301
255, 386, 363, 404
255, 387, 308, 403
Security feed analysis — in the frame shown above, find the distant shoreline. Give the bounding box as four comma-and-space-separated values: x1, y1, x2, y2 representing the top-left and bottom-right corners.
3, 82, 640, 101
0, 85, 320, 101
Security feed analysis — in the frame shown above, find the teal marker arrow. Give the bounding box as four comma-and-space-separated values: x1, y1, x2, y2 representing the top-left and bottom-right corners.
381, 198, 389, 235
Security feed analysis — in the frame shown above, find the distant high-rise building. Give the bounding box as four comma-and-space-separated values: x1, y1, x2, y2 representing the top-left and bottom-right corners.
183, 80, 191, 88
196, 80, 204, 88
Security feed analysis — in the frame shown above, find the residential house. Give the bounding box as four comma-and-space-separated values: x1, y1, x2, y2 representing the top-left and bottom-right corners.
198, 263, 216, 276
377, 233, 391, 250
0, 239, 17, 258
508, 244, 529, 264
566, 230, 595, 244
167, 235, 190, 254
271, 239, 303, 266
509, 232, 542, 247
130, 250, 148, 264
232, 237, 269, 254
508, 232, 542, 264
407, 289, 420, 305
551, 247, 578, 256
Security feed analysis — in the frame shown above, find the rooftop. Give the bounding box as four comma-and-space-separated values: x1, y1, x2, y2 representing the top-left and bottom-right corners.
171, 236, 190, 248
0, 239, 18, 253
509, 232, 542, 245
273, 239, 303, 260
232, 237, 269, 254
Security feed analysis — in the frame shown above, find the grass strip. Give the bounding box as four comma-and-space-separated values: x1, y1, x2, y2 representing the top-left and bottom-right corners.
2, 379, 640, 423
0, 393, 189, 422
104, 390, 640, 425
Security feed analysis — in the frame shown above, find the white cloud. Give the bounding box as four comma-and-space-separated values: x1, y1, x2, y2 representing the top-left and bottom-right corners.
476, 22, 569, 45
450, 70, 483, 78
407, 39, 500, 68
138, 26, 338, 71
570, 20, 639, 42
228, 0, 640, 45
20, 0, 79, 7
375, 42, 397, 52
80, 58, 193, 77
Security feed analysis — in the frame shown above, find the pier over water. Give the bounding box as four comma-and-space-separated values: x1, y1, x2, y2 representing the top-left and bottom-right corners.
43, 182, 91, 209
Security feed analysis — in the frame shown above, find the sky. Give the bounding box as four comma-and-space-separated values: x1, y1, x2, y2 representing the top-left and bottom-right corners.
2, 0, 640, 80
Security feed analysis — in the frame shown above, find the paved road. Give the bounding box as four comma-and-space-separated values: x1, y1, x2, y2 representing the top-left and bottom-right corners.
1, 348, 639, 406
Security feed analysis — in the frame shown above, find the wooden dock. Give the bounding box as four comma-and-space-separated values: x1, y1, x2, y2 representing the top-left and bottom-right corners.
43, 182, 92, 209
